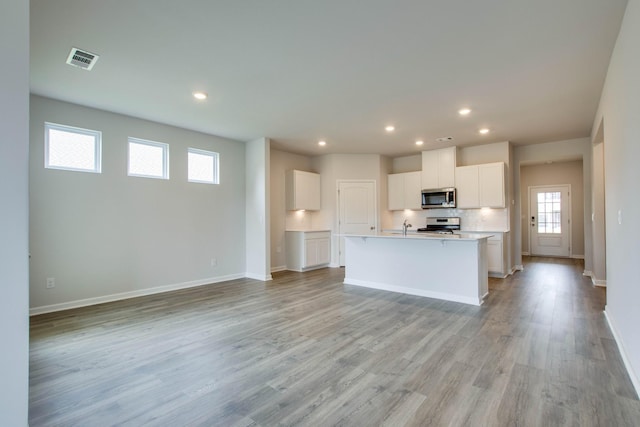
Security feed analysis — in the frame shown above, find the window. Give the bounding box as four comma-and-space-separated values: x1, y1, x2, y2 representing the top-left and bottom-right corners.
537, 191, 561, 234
188, 148, 219, 184
45, 122, 102, 173
128, 137, 169, 179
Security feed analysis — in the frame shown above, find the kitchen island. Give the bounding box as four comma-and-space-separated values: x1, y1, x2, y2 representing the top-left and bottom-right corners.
343, 232, 490, 306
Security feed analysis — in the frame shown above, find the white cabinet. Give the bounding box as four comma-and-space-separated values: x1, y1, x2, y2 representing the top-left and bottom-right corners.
387, 171, 421, 210
473, 232, 508, 277
286, 170, 320, 211
455, 166, 480, 208
286, 231, 330, 271
487, 239, 502, 275
421, 147, 456, 189
455, 162, 505, 208
478, 163, 505, 208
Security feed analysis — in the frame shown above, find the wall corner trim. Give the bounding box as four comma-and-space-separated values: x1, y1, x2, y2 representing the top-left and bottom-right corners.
583, 270, 606, 287
245, 272, 273, 281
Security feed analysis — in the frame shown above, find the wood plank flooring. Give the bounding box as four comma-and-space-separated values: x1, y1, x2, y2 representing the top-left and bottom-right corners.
29, 257, 640, 426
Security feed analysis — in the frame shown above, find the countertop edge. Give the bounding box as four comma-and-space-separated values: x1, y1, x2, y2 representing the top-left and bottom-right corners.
341, 233, 491, 241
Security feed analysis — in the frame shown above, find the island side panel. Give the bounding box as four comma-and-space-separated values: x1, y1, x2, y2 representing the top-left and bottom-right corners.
343, 236, 486, 305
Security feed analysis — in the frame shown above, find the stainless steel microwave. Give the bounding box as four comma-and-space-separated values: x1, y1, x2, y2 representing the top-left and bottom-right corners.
421, 188, 456, 209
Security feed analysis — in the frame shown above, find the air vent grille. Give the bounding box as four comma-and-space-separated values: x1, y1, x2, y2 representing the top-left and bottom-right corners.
435, 136, 454, 142
66, 47, 99, 71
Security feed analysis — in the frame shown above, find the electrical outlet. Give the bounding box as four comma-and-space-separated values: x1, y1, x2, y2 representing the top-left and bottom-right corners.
211, 258, 217, 267
46, 278, 55, 289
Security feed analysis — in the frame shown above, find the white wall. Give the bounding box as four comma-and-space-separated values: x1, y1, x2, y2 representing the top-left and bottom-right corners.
520, 160, 585, 257
592, 0, 640, 393
269, 149, 314, 270
29, 96, 247, 311
245, 138, 271, 280
391, 154, 421, 173
0, 0, 29, 423
379, 155, 394, 230
591, 140, 607, 284
457, 141, 510, 166
512, 138, 593, 271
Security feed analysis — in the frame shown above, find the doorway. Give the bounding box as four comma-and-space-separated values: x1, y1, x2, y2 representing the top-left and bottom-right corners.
337, 180, 376, 266
529, 185, 571, 257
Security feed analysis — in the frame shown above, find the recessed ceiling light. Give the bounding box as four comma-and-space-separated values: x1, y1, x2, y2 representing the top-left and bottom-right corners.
415, 140, 424, 146
318, 140, 326, 146
479, 128, 490, 135
385, 125, 395, 132
193, 91, 208, 100
458, 108, 472, 116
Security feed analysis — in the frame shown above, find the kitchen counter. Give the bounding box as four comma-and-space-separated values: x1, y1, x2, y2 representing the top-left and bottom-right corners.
349, 231, 492, 241
342, 232, 489, 306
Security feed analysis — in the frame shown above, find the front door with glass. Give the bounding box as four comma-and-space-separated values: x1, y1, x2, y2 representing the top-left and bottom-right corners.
529, 185, 571, 257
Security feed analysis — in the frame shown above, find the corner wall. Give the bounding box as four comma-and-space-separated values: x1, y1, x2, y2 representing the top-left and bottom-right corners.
0, 0, 29, 423
245, 138, 271, 280
29, 96, 247, 312
269, 149, 314, 271
591, 0, 640, 393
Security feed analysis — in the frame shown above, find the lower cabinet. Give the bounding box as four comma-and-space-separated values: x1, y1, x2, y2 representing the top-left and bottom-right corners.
286, 231, 331, 271
485, 232, 508, 278
487, 238, 502, 276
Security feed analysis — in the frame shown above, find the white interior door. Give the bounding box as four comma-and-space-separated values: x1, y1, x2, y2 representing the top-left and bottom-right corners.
529, 185, 571, 257
338, 181, 376, 266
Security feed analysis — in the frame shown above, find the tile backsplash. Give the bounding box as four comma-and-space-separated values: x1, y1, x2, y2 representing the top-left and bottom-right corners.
285, 210, 314, 231
390, 208, 509, 232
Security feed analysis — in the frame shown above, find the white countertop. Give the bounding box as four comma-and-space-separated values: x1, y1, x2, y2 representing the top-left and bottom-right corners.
342, 232, 491, 241
285, 229, 331, 233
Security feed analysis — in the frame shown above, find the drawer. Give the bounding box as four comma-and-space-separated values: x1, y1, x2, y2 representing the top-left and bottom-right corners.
304, 231, 330, 240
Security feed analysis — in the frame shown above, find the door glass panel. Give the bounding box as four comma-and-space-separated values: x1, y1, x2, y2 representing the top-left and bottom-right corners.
537, 191, 561, 234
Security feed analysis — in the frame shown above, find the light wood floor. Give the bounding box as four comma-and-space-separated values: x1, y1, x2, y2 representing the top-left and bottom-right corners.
29, 257, 640, 426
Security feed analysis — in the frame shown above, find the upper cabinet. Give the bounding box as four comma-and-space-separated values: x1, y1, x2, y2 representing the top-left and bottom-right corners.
388, 171, 421, 210
421, 146, 456, 189
455, 162, 505, 208
286, 170, 321, 210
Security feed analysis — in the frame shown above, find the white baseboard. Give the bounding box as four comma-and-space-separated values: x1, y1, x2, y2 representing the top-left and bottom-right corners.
270, 265, 287, 273
329, 262, 340, 268
489, 272, 508, 279
343, 277, 482, 306
604, 308, 640, 397
514, 264, 524, 271
571, 254, 585, 259
245, 272, 273, 281
583, 270, 607, 287
30, 273, 246, 316
521, 252, 530, 256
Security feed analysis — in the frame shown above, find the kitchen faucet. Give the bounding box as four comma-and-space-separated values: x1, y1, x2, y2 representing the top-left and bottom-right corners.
402, 219, 412, 236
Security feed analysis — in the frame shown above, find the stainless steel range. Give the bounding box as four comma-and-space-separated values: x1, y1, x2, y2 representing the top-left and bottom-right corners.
417, 217, 460, 234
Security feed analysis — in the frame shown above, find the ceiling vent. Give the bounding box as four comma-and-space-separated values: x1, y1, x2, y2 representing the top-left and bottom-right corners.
435, 136, 454, 142
66, 47, 99, 71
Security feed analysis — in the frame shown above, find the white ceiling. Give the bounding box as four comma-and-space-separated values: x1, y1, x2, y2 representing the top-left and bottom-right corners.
30, 0, 628, 157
